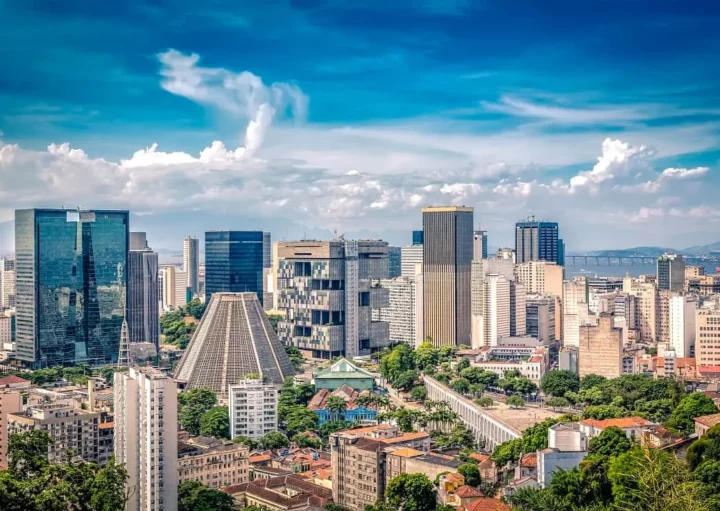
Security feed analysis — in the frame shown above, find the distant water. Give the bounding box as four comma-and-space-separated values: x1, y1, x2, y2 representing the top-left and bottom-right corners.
565, 261, 719, 279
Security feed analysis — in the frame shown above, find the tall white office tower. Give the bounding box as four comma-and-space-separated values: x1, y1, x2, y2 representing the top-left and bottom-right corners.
115, 367, 178, 511
183, 237, 199, 297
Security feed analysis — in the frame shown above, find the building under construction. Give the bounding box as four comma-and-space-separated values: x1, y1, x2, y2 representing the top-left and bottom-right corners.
173, 293, 296, 401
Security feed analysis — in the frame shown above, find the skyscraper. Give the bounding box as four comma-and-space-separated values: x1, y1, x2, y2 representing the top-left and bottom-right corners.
115, 367, 178, 511
129, 232, 148, 251
422, 206, 473, 347
657, 254, 685, 291
515, 216, 561, 264
388, 246, 402, 278
128, 248, 159, 347
205, 231, 264, 305
15, 209, 128, 367
400, 245, 423, 279
183, 236, 200, 296
0, 259, 15, 309
412, 230, 424, 245
473, 229, 488, 259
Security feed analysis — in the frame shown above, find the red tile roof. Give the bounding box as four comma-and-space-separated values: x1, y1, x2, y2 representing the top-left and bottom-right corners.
694, 413, 720, 428
249, 454, 272, 463
377, 431, 429, 444
581, 417, 652, 429
456, 485, 484, 498
0, 375, 30, 385
698, 366, 720, 374
520, 453, 537, 468
469, 452, 489, 463
464, 498, 511, 511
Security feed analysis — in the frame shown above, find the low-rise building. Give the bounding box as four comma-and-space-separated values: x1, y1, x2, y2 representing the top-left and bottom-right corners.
385, 447, 462, 485
178, 435, 250, 489
537, 422, 589, 488
694, 413, 720, 437
7, 403, 100, 463
225, 474, 333, 511
307, 385, 377, 425
579, 417, 653, 440
313, 358, 375, 392
229, 379, 279, 441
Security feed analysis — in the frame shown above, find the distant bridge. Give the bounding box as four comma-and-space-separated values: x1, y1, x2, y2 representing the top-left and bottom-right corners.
565, 255, 720, 267
565, 256, 656, 267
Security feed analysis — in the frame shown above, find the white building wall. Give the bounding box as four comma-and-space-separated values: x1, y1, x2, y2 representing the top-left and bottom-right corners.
669, 295, 697, 358
229, 380, 279, 440
400, 245, 423, 279
483, 274, 510, 347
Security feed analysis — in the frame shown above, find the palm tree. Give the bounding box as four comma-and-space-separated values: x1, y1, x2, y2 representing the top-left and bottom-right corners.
325, 396, 348, 422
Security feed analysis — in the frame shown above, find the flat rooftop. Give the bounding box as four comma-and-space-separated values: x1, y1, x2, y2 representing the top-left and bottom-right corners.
482, 401, 562, 435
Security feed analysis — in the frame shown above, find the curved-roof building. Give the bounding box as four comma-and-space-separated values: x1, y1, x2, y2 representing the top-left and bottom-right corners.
174, 293, 295, 397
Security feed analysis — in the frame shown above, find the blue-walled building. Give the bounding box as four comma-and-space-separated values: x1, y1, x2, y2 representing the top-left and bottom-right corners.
204, 231, 264, 305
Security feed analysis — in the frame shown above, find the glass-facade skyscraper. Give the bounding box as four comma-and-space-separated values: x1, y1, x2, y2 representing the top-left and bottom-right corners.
205, 231, 264, 304
515, 217, 562, 264
412, 230, 424, 245
15, 209, 129, 367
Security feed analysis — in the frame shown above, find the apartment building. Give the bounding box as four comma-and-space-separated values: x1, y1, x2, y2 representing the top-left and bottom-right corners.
563, 279, 590, 348
623, 278, 658, 343
526, 295, 556, 343
178, 436, 250, 490
7, 403, 100, 464
115, 367, 178, 511
373, 276, 418, 346
0, 378, 24, 468
669, 295, 697, 358
514, 261, 563, 297
578, 314, 623, 379
229, 379, 279, 441
697, 309, 720, 367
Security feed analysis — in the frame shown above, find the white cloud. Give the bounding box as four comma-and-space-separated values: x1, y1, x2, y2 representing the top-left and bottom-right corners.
661, 166, 709, 179
568, 138, 651, 192
616, 166, 709, 194
157, 49, 307, 158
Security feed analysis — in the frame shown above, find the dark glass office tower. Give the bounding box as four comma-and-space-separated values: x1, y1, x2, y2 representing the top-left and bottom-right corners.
15, 209, 129, 367
205, 231, 264, 304
412, 230, 424, 245
515, 216, 561, 264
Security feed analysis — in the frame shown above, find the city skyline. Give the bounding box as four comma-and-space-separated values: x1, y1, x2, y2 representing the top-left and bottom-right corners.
0, 2, 719, 251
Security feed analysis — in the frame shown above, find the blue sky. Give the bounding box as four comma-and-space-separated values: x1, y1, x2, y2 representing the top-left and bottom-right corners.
1, 0, 720, 252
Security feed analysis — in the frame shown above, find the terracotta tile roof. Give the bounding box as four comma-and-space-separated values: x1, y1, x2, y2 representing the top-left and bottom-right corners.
698, 366, 720, 374
224, 474, 332, 507
389, 447, 423, 458
469, 452, 490, 463
520, 453, 537, 468
464, 498, 511, 511
249, 454, 272, 463
677, 358, 696, 369
528, 355, 544, 363
445, 472, 465, 484
695, 413, 720, 428
99, 422, 114, 430
581, 417, 652, 429
456, 485, 484, 498
377, 431, 429, 444
0, 375, 30, 385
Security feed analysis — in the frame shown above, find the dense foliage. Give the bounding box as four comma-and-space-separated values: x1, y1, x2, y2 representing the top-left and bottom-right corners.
160, 299, 206, 348
178, 481, 234, 511
0, 430, 129, 511
277, 378, 319, 437
385, 473, 436, 511
199, 406, 230, 439
541, 370, 580, 397
178, 388, 218, 436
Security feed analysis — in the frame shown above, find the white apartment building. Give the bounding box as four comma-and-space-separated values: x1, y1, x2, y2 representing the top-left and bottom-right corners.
228, 379, 278, 441
0, 259, 15, 309
538, 423, 589, 488
563, 279, 590, 348
400, 245, 423, 280
7, 403, 100, 464
483, 274, 510, 347
669, 295, 697, 358
115, 367, 178, 511
0, 315, 11, 351
161, 266, 189, 309
514, 261, 563, 296
375, 277, 418, 346
623, 277, 658, 343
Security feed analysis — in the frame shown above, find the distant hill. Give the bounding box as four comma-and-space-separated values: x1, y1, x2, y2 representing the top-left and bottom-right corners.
585, 246, 676, 257
681, 241, 720, 254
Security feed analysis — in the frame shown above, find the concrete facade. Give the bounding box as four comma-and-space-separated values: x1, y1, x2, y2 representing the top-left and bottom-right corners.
229, 379, 279, 441
578, 314, 623, 379
697, 309, 720, 367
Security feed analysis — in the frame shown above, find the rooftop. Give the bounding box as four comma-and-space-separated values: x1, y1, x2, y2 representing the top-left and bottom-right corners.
581, 417, 652, 429
694, 413, 720, 428
464, 498, 511, 511
388, 447, 423, 458
377, 431, 429, 444
314, 357, 375, 380
456, 485, 484, 498
0, 375, 30, 386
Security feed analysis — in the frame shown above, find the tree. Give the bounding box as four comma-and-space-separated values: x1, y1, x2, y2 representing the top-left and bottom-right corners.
284, 345, 305, 371
393, 370, 419, 392
380, 343, 416, 382
259, 431, 290, 450
8, 429, 52, 477
267, 313, 283, 334
581, 374, 607, 390
541, 370, 580, 397
665, 393, 719, 436
475, 397, 494, 408
589, 426, 632, 457
456, 357, 471, 371
184, 299, 207, 320
199, 406, 230, 439
385, 473, 436, 511
414, 341, 439, 370
458, 463, 482, 487
292, 433, 322, 449
582, 404, 628, 421
233, 435, 259, 449
411, 386, 428, 402
325, 396, 348, 421
284, 407, 319, 437
178, 388, 217, 436
178, 481, 234, 511
507, 395, 525, 409
452, 377, 471, 395
318, 420, 356, 439
492, 438, 523, 467
608, 446, 711, 511
546, 396, 570, 410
